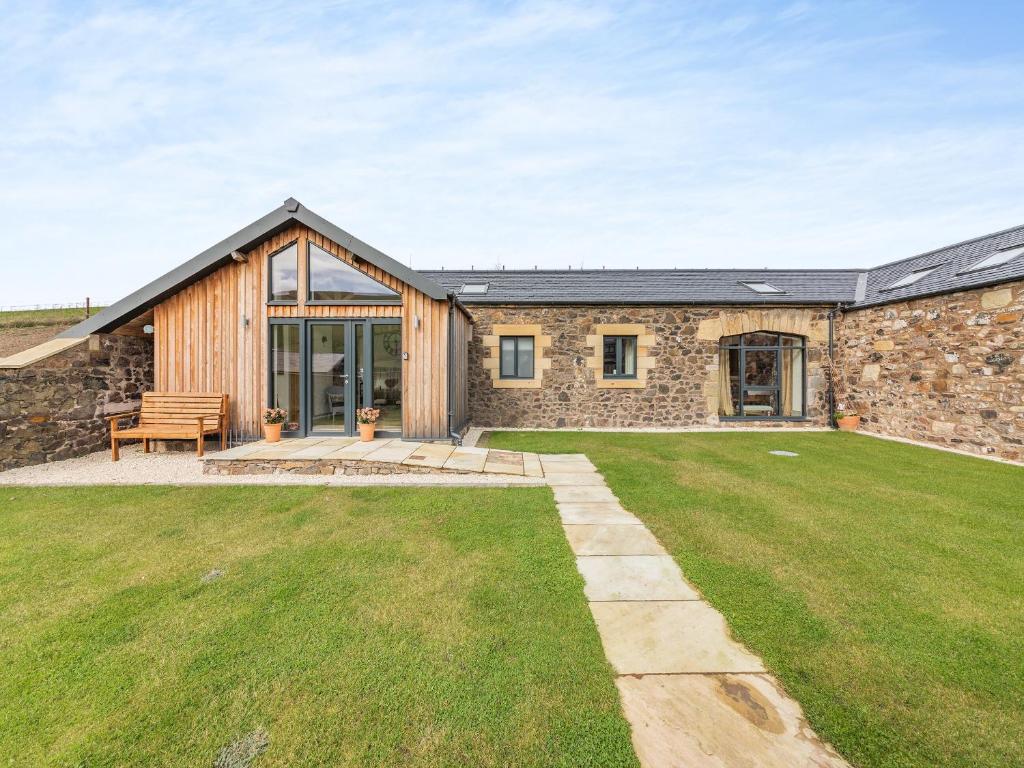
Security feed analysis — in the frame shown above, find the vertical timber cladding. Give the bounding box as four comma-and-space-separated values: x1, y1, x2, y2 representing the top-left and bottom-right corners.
153, 223, 451, 439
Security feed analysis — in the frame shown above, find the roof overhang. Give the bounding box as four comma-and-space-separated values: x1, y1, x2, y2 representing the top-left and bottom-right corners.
60, 198, 449, 338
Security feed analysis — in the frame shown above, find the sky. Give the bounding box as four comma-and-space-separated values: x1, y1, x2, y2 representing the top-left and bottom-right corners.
2, 0, 1024, 306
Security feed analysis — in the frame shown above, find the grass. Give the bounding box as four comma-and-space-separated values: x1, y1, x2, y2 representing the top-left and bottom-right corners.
488, 431, 1024, 768
0, 485, 637, 768
0, 306, 102, 329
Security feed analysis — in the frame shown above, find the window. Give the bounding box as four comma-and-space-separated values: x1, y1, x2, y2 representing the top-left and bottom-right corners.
307, 242, 400, 302
739, 281, 785, 295
719, 332, 805, 419
460, 283, 489, 295
884, 266, 938, 290
269, 242, 298, 302
959, 244, 1024, 274
499, 336, 534, 379
603, 335, 637, 379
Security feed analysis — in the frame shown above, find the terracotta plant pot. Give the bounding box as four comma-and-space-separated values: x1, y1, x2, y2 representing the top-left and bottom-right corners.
263, 422, 283, 443
359, 422, 376, 442
837, 415, 861, 432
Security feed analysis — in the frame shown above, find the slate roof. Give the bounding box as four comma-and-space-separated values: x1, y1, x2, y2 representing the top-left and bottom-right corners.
424, 223, 1024, 307
57, 199, 1024, 339
858, 223, 1024, 307
420, 269, 863, 305
59, 198, 449, 338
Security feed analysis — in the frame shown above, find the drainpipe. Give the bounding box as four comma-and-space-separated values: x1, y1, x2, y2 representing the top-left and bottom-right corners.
447, 297, 461, 445
827, 304, 840, 429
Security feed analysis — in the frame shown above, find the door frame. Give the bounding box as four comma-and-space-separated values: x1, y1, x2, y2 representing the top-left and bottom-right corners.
267, 317, 402, 438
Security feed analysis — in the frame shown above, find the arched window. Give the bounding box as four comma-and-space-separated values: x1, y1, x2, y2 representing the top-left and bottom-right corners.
719, 332, 806, 419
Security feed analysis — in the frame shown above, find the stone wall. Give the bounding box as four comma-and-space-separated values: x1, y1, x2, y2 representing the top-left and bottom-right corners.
0, 334, 154, 470
838, 280, 1023, 461
466, 305, 831, 429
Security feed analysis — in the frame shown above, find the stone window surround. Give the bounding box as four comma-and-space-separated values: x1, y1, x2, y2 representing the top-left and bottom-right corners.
586, 323, 656, 389
480, 324, 552, 389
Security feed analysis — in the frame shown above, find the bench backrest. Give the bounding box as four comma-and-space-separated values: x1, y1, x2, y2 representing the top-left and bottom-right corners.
139, 392, 228, 431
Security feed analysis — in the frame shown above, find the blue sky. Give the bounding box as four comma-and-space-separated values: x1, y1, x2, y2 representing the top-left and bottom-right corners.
2, 0, 1023, 306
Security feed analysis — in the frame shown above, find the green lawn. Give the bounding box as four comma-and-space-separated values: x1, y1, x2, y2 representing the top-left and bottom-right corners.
0, 486, 637, 768
0, 306, 102, 329
488, 431, 1024, 768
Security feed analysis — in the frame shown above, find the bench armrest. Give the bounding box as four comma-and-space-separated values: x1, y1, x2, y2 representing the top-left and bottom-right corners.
105, 411, 140, 423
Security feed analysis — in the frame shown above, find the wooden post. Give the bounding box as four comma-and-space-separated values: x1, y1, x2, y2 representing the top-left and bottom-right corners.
85, 297, 90, 319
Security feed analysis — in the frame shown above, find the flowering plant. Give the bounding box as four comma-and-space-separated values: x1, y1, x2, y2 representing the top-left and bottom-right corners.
263, 407, 288, 425
356, 407, 381, 425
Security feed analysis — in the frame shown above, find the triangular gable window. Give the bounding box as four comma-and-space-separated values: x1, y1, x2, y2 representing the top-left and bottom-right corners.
307, 242, 401, 302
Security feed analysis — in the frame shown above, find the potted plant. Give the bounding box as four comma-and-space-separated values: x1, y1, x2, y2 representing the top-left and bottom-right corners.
821, 352, 860, 431
356, 407, 381, 442
263, 407, 287, 443
834, 405, 861, 432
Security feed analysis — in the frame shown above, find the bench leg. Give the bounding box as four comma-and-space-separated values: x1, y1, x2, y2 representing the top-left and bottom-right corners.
111, 435, 120, 462
197, 434, 204, 458
143, 438, 150, 454
221, 430, 227, 451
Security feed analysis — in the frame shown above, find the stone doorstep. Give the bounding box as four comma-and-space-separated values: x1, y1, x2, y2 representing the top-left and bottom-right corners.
589, 601, 764, 675
556, 503, 641, 525
362, 441, 421, 463
576, 555, 698, 602
562, 524, 665, 556
616, 674, 850, 768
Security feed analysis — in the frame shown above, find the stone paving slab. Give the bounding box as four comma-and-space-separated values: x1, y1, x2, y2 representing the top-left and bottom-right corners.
541, 459, 598, 474
287, 439, 358, 460
563, 524, 664, 556
616, 673, 850, 768
443, 448, 488, 473
325, 438, 397, 460
484, 450, 524, 475
363, 440, 421, 464
402, 443, 456, 468
522, 452, 544, 478
590, 601, 765, 675
553, 485, 619, 504
544, 472, 606, 486
577, 555, 699, 602
557, 503, 641, 525
206, 442, 272, 460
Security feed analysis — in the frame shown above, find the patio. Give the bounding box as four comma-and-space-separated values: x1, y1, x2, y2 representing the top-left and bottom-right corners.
203, 437, 546, 477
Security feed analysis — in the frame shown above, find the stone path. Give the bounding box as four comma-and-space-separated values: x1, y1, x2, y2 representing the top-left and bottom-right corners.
546, 453, 851, 768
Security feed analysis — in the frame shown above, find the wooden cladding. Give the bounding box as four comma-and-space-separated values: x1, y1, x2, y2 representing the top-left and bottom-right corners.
153, 223, 454, 439
449, 307, 471, 433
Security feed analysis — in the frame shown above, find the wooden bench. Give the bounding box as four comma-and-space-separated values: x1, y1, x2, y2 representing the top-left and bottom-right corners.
107, 392, 229, 461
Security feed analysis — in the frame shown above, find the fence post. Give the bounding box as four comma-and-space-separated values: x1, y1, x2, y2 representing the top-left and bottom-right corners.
85, 297, 90, 319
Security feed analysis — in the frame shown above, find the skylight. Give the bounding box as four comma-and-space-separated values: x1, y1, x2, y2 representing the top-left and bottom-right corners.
739, 281, 785, 295
959, 244, 1024, 274
460, 283, 489, 295
884, 266, 938, 290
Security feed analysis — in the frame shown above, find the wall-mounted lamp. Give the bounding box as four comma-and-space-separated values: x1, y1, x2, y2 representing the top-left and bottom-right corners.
241, 315, 250, 328
143, 324, 154, 335
413, 315, 420, 330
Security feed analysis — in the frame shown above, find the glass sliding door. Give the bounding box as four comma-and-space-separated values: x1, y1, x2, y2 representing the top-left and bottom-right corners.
269, 322, 302, 433
370, 322, 402, 433
268, 318, 402, 437
309, 322, 348, 434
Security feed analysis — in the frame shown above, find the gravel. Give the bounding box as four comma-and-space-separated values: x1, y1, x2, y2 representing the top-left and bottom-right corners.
0, 444, 545, 488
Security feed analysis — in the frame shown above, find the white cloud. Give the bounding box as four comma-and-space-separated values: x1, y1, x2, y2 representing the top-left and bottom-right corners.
0, 0, 1022, 305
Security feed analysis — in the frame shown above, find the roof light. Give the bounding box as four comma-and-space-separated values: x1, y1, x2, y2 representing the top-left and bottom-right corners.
460, 283, 489, 295
884, 266, 938, 290
739, 281, 785, 294
959, 244, 1024, 274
